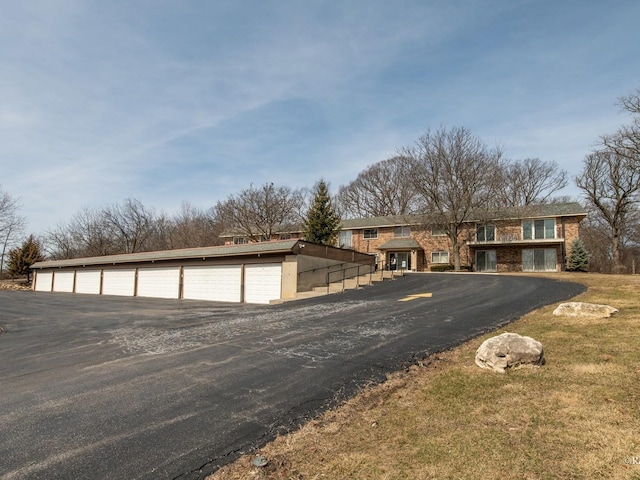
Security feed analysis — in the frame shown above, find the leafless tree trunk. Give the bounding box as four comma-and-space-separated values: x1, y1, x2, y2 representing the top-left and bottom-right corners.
403, 126, 502, 271
0, 188, 26, 276
576, 149, 640, 273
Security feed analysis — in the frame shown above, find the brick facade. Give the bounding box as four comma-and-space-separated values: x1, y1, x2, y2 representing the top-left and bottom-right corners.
221, 203, 587, 273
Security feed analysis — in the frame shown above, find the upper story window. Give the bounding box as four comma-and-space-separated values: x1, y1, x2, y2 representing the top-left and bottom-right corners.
523, 218, 556, 240
363, 228, 378, 239
476, 224, 496, 242
338, 230, 352, 248
394, 226, 411, 237
233, 237, 248, 245
431, 226, 447, 236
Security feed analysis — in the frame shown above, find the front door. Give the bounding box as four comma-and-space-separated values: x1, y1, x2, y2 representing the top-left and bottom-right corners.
392, 252, 411, 271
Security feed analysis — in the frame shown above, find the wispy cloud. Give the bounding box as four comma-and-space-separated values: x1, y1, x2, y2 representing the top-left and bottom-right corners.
1, 1, 639, 232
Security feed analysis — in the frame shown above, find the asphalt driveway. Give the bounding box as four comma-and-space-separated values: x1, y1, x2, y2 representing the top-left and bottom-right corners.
0, 273, 585, 479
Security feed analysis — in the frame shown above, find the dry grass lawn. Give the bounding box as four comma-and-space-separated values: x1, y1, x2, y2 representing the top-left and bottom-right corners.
208, 273, 640, 480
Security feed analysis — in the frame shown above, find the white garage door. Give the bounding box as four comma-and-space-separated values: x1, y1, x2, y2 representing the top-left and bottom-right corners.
102, 269, 136, 297
137, 267, 181, 299
182, 265, 242, 302
34, 271, 53, 292
75, 270, 102, 294
53, 271, 75, 293
244, 263, 282, 304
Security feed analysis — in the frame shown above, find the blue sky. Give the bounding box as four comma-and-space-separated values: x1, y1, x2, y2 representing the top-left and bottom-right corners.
2, 0, 639, 233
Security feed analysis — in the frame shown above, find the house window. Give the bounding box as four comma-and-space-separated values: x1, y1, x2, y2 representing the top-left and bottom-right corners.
233, 237, 248, 245
279, 233, 292, 240
523, 249, 557, 271
431, 250, 449, 264
363, 229, 378, 239
431, 226, 447, 236
394, 226, 411, 237
522, 219, 556, 240
476, 225, 495, 242
338, 230, 352, 248
476, 250, 497, 272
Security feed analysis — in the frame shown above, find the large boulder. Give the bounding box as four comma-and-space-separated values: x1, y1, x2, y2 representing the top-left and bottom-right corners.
552, 302, 618, 318
475, 332, 544, 373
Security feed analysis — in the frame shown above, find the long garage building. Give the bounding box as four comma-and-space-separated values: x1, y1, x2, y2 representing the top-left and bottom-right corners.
30, 240, 374, 304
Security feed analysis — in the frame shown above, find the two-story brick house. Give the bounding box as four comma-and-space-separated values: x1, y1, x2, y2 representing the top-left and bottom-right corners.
222, 202, 587, 273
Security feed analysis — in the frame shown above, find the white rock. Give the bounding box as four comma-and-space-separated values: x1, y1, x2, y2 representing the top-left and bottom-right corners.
475, 332, 544, 373
552, 302, 618, 318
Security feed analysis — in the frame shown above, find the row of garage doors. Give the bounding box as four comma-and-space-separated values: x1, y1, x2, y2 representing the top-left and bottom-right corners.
33, 264, 283, 304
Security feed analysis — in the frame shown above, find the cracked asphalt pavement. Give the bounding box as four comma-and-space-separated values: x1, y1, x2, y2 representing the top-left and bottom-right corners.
0, 273, 584, 479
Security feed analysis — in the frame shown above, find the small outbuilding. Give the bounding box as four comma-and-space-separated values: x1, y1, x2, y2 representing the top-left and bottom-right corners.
30, 240, 374, 304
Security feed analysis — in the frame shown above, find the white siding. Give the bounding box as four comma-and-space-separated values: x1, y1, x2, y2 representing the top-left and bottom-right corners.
137, 267, 181, 299
244, 263, 282, 304
75, 270, 102, 294
102, 269, 136, 297
182, 265, 242, 302
34, 271, 53, 292
53, 271, 75, 293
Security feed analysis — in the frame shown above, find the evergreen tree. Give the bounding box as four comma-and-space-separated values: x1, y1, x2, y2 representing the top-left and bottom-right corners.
7, 235, 45, 282
303, 179, 341, 245
566, 238, 590, 272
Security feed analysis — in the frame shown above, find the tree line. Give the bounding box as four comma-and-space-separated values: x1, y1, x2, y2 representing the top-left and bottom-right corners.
2, 87, 639, 277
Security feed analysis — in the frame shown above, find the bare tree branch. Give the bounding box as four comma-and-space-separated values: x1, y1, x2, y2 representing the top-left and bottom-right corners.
336, 156, 422, 218
402, 126, 502, 270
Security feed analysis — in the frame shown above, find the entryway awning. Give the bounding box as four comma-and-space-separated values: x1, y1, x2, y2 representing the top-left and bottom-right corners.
377, 238, 422, 250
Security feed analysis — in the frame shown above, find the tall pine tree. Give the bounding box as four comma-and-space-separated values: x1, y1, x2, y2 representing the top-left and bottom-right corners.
303, 179, 341, 245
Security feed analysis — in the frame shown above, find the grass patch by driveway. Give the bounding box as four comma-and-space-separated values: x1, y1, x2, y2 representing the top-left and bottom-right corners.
208, 273, 640, 479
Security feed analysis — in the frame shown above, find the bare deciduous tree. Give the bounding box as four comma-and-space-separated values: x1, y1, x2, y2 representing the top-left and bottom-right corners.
603, 88, 640, 160
575, 149, 640, 273
336, 156, 421, 218
494, 158, 568, 206
102, 198, 156, 254
160, 202, 223, 250
402, 126, 502, 270
0, 188, 26, 276
215, 183, 305, 242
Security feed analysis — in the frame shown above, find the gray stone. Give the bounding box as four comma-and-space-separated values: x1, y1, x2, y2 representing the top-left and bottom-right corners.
475, 332, 544, 373
552, 302, 618, 318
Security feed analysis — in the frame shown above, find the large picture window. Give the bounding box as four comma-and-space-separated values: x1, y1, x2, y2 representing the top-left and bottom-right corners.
523, 219, 556, 240
476, 224, 495, 242
522, 249, 557, 271
431, 250, 449, 264
363, 229, 378, 239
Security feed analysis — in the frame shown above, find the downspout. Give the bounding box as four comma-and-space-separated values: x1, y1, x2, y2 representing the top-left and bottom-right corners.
561, 217, 566, 271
